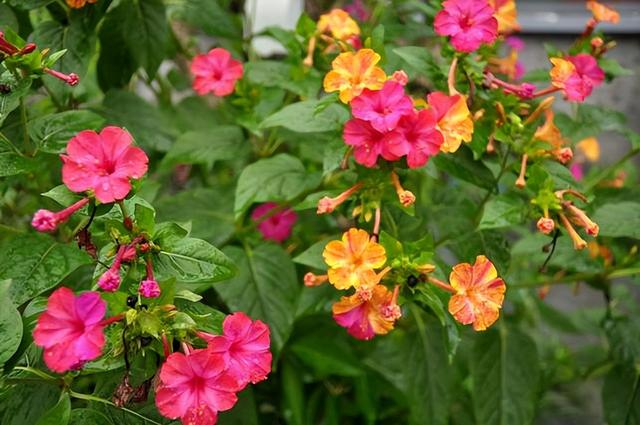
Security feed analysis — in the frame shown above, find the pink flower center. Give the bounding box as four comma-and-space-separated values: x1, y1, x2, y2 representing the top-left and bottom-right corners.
459, 14, 475, 30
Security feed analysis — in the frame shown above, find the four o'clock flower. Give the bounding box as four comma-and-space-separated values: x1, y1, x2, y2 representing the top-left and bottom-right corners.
33, 287, 108, 373
489, 0, 520, 34
343, 118, 405, 167
323, 228, 387, 290
317, 9, 361, 42
332, 285, 401, 340
191, 48, 244, 97
434, 0, 498, 53
350, 81, 414, 132
155, 348, 241, 425
139, 256, 160, 298
549, 54, 604, 102
323, 49, 387, 103
198, 312, 272, 387
396, 109, 444, 168
426, 92, 474, 153
66, 0, 97, 8
586, 1, 620, 25
97, 244, 128, 292
61, 126, 148, 204
447, 255, 506, 331
251, 202, 297, 243
32, 197, 89, 233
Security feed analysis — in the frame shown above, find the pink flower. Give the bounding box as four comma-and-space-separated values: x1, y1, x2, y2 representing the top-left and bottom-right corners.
434, 0, 498, 53
396, 109, 444, 168
97, 245, 127, 292
61, 127, 148, 204
344, 0, 370, 21
550, 54, 604, 102
343, 119, 404, 167
156, 349, 241, 425
570, 163, 584, 181
139, 279, 160, 298
33, 287, 106, 373
350, 81, 414, 132
199, 312, 272, 387
191, 48, 243, 97
505, 36, 525, 51
31, 198, 89, 232
251, 202, 297, 243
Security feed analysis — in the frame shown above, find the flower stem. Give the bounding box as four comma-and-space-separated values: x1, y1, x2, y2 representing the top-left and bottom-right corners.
69, 391, 161, 425
427, 276, 455, 293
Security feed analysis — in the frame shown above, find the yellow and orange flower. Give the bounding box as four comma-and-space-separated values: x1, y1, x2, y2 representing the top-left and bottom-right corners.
549, 57, 576, 90
577, 137, 600, 162
332, 285, 401, 340
489, 49, 519, 80
489, 0, 521, 34
448, 255, 506, 331
323, 49, 387, 103
322, 228, 386, 290
66, 0, 97, 8
586, 1, 620, 24
318, 9, 361, 41
426, 91, 474, 153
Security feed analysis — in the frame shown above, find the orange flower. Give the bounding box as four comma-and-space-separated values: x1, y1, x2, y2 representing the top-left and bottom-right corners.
66, 0, 97, 8
586, 1, 620, 24
426, 92, 474, 153
323, 49, 387, 103
577, 137, 600, 162
488, 49, 519, 80
534, 110, 564, 149
323, 228, 386, 290
448, 255, 506, 331
332, 285, 401, 340
318, 9, 361, 41
489, 0, 521, 34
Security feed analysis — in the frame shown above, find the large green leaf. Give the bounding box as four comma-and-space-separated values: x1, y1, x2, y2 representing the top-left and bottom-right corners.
603, 364, 640, 425
451, 230, 511, 275
161, 127, 245, 169
0, 283, 22, 366
0, 233, 92, 306
171, 0, 242, 39
260, 100, 349, 133
68, 409, 113, 425
216, 244, 300, 353
0, 71, 32, 127
28, 110, 105, 154
35, 392, 70, 425
0, 151, 36, 177
605, 317, 640, 365
6, 0, 54, 9
592, 202, 640, 239
122, 0, 169, 77
470, 326, 541, 425
234, 154, 321, 217
478, 194, 527, 230
432, 147, 496, 190
0, 381, 60, 425
97, 5, 137, 89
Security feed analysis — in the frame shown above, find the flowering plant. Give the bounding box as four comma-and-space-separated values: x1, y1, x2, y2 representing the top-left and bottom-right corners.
0, 0, 638, 424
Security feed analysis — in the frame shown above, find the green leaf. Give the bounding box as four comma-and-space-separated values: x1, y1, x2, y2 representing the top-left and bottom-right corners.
245, 61, 320, 98
599, 58, 634, 78
155, 187, 235, 246
470, 326, 541, 425
605, 317, 640, 365
0, 283, 22, 366
68, 409, 113, 425
161, 127, 245, 169
0, 71, 32, 127
603, 364, 640, 425
122, 0, 169, 77
432, 147, 496, 190
0, 382, 60, 425
6, 0, 54, 9
592, 202, 640, 239
174, 299, 225, 334
234, 154, 321, 217
172, 0, 242, 39
97, 7, 137, 89
216, 244, 300, 353
134, 203, 155, 235
292, 237, 336, 271
281, 360, 305, 425
260, 100, 349, 133
28, 110, 105, 154
392, 46, 445, 88
0, 5, 18, 31
155, 237, 236, 285
35, 392, 70, 425
451, 230, 511, 275
478, 194, 526, 230
289, 329, 364, 377
0, 151, 36, 177
0, 233, 92, 306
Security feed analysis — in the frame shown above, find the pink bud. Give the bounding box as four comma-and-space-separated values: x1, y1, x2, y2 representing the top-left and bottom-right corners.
391, 70, 409, 86
31, 210, 59, 232
139, 279, 161, 298
20, 43, 36, 55
98, 269, 121, 292
537, 217, 555, 235
555, 147, 573, 164
44, 68, 80, 86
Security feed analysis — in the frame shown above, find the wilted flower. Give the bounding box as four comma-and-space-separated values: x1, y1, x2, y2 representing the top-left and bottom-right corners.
32, 198, 89, 233
549, 54, 604, 102
448, 255, 506, 331
350, 81, 414, 132
323, 228, 387, 290
426, 92, 474, 153
251, 202, 297, 243
323, 49, 386, 103
191, 48, 243, 97
61, 127, 148, 204
199, 312, 272, 387
33, 287, 107, 373
434, 0, 498, 53
156, 349, 241, 425
332, 285, 401, 340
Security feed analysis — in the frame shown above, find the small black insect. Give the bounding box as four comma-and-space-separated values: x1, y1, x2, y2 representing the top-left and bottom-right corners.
140, 336, 153, 347
0, 84, 11, 94
406, 275, 419, 287
126, 296, 137, 308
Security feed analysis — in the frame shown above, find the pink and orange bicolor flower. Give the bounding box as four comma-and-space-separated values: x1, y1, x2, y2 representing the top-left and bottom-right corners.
549, 54, 604, 103
333, 285, 401, 340
586, 1, 620, 24
489, 0, 521, 34
323, 49, 387, 103
426, 92, 474, 153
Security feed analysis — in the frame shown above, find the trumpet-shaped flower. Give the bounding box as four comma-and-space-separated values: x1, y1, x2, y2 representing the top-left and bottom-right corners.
343, 118, 404, 167
333, 285, 401, 340
323, 228, 386, 290
434, 0, 498, 53
489, 0, 520, 34
199, 312, 272, 387
32, 198, 89, 233
191, 48, 243, 97
61, 127, 148, 204
33, 287, 106, 373
350, 81, 414, 132
317, 9, 361, 41
448, 255, 506, 331
251, 202, 297, 243
395, 109, 444, 168
427, 92, 474, 153
156, 349, 241, 425
323, 49, 386, 103
549, 54, 604, 102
